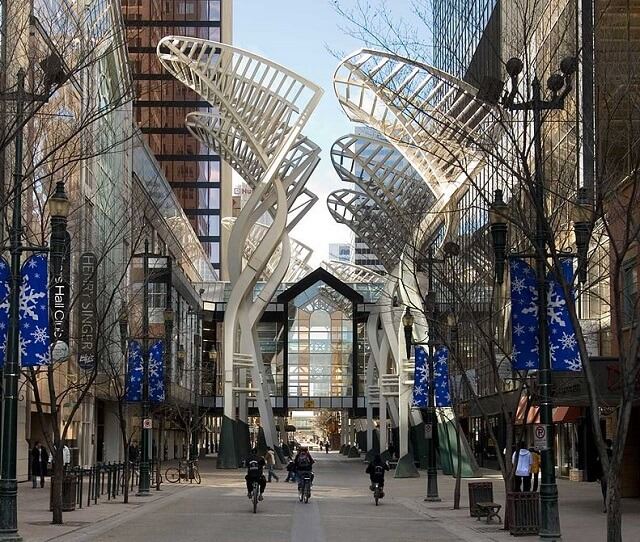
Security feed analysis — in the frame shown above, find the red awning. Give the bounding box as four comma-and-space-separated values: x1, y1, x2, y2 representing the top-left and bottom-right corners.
515, 397, 582, 425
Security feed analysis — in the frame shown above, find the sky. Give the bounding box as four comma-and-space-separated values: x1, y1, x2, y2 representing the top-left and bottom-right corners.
232, 0, 414, 266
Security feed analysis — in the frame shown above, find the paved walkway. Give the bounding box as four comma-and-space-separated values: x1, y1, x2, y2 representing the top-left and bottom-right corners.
14, 453, 640, 541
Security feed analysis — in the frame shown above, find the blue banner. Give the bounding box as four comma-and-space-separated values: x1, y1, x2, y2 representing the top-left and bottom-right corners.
433, 345, 451, 407
20, 253, 50, 367
148, 340, 165, 403
510, 258, 539, 370
126, 340, 143, 402
547, 259, 581, 371
0, 256, 10, 369
412, 345, 428, 407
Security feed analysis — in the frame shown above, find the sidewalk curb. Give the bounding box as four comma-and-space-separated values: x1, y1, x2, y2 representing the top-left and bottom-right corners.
396, 497, 503, 542
42, 485, 199, 542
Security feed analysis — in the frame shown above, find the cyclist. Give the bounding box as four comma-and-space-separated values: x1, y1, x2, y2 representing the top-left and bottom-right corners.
245, 448, 267, 501
366, 454, 390, 496
293, 446, 315, 492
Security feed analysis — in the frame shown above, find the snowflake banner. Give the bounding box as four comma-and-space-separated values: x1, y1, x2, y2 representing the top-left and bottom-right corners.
20, 253, 50, 367
433, 345, 451, 407
547, 259, 581, 371
412, 346, 428, 407
148, 340, 165, 403
0, 256, 11, 369
126, 340, 143, 402
510, 258, 540, 370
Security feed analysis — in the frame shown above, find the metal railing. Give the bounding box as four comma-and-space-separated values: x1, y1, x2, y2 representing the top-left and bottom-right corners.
59, 460, 163, 509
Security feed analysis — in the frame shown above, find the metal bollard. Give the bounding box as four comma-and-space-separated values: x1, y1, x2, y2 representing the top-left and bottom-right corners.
78, 468, 84, 509
94, 466, 99, 505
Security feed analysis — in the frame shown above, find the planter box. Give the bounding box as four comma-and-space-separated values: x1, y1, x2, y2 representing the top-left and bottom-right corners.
506, 491, 539, 536
570, 469, 584, 482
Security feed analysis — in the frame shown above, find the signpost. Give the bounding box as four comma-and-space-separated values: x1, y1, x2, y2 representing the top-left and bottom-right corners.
534, 424, 548, 451
425, 423, 433, 440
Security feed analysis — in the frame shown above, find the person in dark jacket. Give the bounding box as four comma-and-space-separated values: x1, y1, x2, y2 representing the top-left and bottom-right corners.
293, 446, 315, 491
245, 448, 267, 500
366, 454, 390, 492
31, 441, 48, 488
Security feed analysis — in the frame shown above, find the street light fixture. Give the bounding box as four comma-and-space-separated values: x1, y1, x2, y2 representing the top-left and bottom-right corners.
572, 187, 593, 284
118, 304, 129, 356
489, 189, 509, 285
402, 307, 414, 360
486, 55, 578, 540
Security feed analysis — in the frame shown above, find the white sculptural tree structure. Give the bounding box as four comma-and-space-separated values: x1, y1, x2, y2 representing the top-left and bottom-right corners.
330, 49, 499, 475
158, 38, 322, 466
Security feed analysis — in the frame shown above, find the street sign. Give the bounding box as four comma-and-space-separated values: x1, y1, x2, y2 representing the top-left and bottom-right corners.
425, 423, 433, 440
143, 418, 153, 430
534, 424, 548, 450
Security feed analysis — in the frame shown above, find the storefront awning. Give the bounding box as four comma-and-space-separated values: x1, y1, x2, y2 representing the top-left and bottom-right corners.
515, 397, 582, 425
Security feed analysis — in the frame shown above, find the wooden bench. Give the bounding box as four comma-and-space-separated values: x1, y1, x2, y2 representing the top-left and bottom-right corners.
475, 501, 502, 524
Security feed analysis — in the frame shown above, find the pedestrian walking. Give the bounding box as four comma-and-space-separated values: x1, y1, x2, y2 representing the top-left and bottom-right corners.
265, 447, 279, 482
31, 441, 48, 488
325, 441, 329, 454
512, 441, 532, 491
285, 459, 296, 482
529, 447, 541, 491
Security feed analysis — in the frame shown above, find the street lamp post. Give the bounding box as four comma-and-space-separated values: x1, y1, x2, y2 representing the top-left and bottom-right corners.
488, 54, 583, 541
137, 239, 151, 497
416, 242, 460, 503
0, 69, 27, 542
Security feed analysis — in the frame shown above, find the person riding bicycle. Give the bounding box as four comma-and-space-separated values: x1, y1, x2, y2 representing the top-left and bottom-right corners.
293, 446, 315, 492
366, 454, 390, 495
245, 448, 267, 501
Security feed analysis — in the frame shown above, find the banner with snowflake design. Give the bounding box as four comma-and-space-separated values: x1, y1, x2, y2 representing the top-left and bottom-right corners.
148, 340, 165, 403
547, 259, 581, 371
412, 346, 428, 407
433, 346, 451, 407
126, 340, 143, 402
20, 253, 50, 367
0, 256, 11, 369
510, 258, 540, 370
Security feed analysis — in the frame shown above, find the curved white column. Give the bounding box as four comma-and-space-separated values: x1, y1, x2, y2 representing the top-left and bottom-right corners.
158, 38, 323, 456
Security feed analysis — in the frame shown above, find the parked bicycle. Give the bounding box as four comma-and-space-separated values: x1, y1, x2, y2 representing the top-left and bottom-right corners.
298, 472, 312, 503
165, 460, 201, 484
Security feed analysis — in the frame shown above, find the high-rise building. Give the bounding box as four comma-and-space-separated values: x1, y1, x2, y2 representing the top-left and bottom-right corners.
122, 0, 233, 277
328, 243, 353, 263
432, 0, 501, 85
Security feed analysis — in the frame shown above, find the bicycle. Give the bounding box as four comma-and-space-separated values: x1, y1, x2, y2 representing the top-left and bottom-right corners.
165, 460, 201, 484
251, 479, 260, 513
372, 482, 384, 505
298, 472, 312, 503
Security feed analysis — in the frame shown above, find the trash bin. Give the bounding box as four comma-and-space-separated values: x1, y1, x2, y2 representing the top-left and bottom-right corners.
62, 473, 77, 511
468, 481, 493, 517
506, 491, 539, 535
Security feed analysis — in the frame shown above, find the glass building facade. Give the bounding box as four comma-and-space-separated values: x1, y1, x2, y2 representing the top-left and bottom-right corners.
122, 0, 228, 274
432, 0, 500, 85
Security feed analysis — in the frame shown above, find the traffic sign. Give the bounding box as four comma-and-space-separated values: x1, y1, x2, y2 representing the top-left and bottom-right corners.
424, 423, 433, 440
143, 418, 153, 430
534, 424, 547, 450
